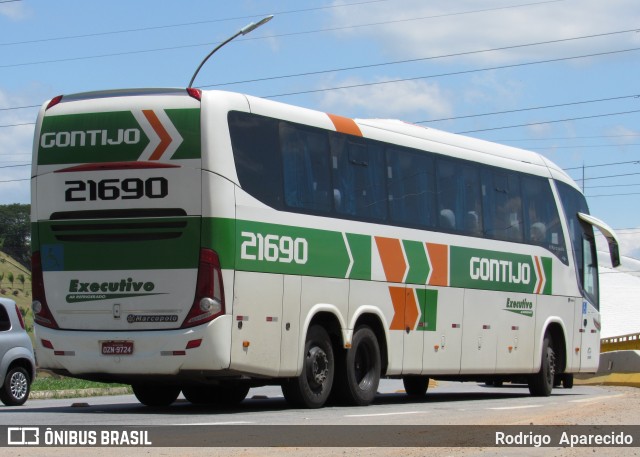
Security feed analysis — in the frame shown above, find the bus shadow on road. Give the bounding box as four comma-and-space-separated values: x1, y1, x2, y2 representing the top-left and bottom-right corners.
1, 383, 587, 417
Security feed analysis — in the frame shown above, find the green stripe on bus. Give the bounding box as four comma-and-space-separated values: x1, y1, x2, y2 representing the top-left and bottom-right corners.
36, 217, 201, 271
208, 218, 369, 279
208, 218, 552, 295
403, 239, 430, 284
449, 246, 546, 294
345, 232, 371, 280
417, 288, 438, 331
38, 111, 147, 164
36, 215, 554, 295
541, 256, 553, 295
37, 108, 200, 165
165, 108, 201, 160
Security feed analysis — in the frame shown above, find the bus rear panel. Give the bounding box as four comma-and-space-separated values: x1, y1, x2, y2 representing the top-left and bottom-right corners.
31, 89, 231, 382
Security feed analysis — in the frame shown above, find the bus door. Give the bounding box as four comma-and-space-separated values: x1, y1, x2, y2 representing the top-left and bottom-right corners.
576, 213, 620, 372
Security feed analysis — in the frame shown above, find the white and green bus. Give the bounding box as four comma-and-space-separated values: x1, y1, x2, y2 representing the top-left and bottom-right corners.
31, 88, 620, 408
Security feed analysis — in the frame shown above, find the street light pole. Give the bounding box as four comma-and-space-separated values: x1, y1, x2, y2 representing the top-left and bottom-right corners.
187, 15, 274, 89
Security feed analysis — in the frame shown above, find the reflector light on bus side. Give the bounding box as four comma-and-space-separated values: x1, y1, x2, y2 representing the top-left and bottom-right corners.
181, 248, 226, 328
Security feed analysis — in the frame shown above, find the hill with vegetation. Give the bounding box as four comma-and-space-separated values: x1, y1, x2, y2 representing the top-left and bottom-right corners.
0, 250, 33, 333
0, 204, 33, 334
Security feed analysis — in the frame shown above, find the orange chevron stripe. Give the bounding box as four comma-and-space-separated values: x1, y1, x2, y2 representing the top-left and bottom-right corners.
143, 110, 172, 160
534, 256, 544, 294
404, 288, 420, 331
388, 286, 405, 331
327, 113, 363, 137
375, 237, 407, 283
426, 242, 448, 286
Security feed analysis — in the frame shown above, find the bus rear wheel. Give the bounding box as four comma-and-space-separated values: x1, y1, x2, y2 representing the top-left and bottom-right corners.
402, 376, 429, 398
336, 326, 381, 406
182, 384, 250, 406
132, 383, 181, 407
528, 334, 556, 397
282, 325, 334, 409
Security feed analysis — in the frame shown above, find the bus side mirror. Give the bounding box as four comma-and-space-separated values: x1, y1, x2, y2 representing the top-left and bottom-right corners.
578, 212, 621, 268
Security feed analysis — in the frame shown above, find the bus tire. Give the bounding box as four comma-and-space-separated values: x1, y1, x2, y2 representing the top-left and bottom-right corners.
217, 383, 251, 406
528, 334, 555, 397
402, 376, 429, 398
132, 383, 180, 407
182, 386, 217, 405
562, 374, 574, 389
183, 384, 250, 406
341, 326, 381, 406
282, 325, 334, 409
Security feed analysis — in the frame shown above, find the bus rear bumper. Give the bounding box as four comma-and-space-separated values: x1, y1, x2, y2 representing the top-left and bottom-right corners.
33, 315, 232, 383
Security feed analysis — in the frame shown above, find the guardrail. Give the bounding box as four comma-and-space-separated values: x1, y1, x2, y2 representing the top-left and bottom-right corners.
601, 333, 640, 353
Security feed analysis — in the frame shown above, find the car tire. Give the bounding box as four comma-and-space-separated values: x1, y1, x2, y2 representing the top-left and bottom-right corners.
0, 366, 31, 406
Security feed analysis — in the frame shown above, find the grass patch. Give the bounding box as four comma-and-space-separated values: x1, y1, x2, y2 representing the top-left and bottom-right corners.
32, 375, 131, 392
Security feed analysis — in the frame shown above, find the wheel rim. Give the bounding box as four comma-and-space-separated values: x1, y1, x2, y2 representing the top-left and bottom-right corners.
354, 342, 373, 389
10, 371, 28, 400
306, 346, 329, 389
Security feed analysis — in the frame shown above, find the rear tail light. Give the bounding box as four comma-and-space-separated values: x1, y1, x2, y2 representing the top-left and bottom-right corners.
46, 95, 63, 110
181, 248, 225, 328
14, 304, 25, 330
186, 88, 202, 101
31, 251, 60, 329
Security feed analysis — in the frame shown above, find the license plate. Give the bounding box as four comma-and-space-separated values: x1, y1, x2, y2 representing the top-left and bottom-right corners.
101, 341, 134, 355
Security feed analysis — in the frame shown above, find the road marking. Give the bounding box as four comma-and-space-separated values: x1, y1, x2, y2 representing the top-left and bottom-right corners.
344, 411, 425, 418
488, 405, 543, 410
174, 421, 254, 426
570, 394, 625, 403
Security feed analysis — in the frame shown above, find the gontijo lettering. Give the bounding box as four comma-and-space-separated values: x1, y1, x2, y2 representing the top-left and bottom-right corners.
40, 129, 141, 148
470, 256, 531, 284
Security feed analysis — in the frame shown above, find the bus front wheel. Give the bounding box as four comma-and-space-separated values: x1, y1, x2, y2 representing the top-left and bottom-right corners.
132, 383, 180, 407
528, 334, 556, 397
282, 325, 334, 409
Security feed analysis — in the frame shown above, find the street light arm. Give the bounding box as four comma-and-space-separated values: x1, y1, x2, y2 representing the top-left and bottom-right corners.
187, 15, 274, 89
187, 31, 241, 89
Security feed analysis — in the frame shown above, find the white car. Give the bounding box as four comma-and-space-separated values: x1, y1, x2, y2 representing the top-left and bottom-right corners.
0, 297, 36, 406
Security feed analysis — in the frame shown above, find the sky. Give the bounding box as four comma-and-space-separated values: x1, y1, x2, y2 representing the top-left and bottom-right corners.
1, 0, 640, 262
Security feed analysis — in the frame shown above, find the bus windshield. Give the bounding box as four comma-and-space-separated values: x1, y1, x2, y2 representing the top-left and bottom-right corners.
555, 181, 598, 308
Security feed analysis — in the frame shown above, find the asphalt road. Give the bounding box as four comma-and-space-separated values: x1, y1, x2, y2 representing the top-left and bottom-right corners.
1, 380, 638, 455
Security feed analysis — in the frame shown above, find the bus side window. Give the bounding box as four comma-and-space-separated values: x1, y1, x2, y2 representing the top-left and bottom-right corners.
522, 176, 567, 262
280, 123, 332, 213
481, 169, 523, 242
330, 133, 387, 221
436, 159, 482, 236
386, 147, 436, 228
229, 111, 283, 209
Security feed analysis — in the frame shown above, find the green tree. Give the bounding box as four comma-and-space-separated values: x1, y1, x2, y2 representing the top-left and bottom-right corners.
7, 271, 14, 289
17, 273, 25, 291
0, 204, 30, 267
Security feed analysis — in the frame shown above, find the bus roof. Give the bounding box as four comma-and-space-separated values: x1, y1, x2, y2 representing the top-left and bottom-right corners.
37, 88, 581, 192
237, 91, 579, 191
